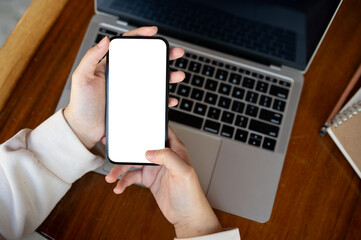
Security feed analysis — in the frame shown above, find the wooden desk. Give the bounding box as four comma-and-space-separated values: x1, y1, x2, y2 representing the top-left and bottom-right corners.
1, 0, 361, 239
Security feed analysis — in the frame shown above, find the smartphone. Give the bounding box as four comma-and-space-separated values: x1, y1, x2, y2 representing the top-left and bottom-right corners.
106, 36, 169, 165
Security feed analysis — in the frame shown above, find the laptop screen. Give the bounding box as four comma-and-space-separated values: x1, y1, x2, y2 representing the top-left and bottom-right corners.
97, 0, 341, 71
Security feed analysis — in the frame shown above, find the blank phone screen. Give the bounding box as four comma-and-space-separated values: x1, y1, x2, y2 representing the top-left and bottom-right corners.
107, 37, 168, 164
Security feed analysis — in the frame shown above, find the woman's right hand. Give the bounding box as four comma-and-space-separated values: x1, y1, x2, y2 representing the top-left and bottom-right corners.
105, 127, 222, 238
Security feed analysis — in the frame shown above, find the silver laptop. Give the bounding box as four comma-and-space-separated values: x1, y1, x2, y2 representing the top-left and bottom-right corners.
56, 0, 342, 222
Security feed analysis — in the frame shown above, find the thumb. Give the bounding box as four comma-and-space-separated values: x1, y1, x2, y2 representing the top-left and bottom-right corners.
145, 148, 192, 175
74, 36, 109, 80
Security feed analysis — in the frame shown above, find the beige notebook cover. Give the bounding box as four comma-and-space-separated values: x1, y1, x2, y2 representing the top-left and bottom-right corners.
327, 88, 361, 178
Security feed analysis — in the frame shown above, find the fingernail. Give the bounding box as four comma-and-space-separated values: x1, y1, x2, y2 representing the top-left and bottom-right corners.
97, 36, 108, 48
145, 150, 155, 160
105, 175, 111, 182
114, 188, 121, 194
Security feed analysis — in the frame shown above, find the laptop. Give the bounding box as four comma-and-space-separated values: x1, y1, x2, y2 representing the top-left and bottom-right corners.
56, 0, 342, 222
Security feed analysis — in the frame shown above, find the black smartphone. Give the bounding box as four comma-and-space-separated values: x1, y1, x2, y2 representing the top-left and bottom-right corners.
106, 36, 169, 165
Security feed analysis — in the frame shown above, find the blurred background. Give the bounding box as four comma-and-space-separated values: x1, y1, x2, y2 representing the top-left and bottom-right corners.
0, 0, 32, 46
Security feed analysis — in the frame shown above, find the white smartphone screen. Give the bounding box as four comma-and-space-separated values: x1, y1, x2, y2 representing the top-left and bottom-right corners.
106, 37, 168, 164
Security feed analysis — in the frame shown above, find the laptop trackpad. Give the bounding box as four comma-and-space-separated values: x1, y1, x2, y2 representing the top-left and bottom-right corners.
169, 122, 221, 193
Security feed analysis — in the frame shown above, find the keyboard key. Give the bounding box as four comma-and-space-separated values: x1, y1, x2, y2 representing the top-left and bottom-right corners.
191, 88, 204, 100
263, 137, 276, 151
270, 85, 289, 99
248, 133, 262, 147
169, 61, 175, 66
202, 65, 215, 77
215, 69, 228, 81
218, 83, 232, 95
212, 60, 224, 67
180, 99, 194, 111
205, 92, 218, 105
235, 129, 248, 142
191, 75, 205, 87
245, 91, 259, 103
255, 81, 269, 93
177, 84, 191, 97
194, 103, 207, 116
265, 76, 278, 83
221, 111, 235, 124
229, 73, 242, 85
221, 125, 235, 138
239, 68, 251, 75
169, 84, 177, 93
99, 28, 117, 36
249, 119, 280, 137
242, 77, 255, 89
185, 52, 197, 59
203, 120, 221, 134
175, 58, 188, 69
183, 72, 191, 83
259, 109, 283, 125
245, 104, 259, 117
169, 67, 177, 71
252, 72, 264, 79
207, 107, 221, 120
231, 100, 245, 113
235, 115, 248, 128
232, 87, 245, 100
225, 64, 237, 71
189, 61, 201, 73
95, 34, 106, 43
205, 79, 218, 91
169, 109, 203, 129
279, 80, 291, 87
218, 96, 231, 109
199, 56, 210, 63
260, 95, 272, 108
273, 99, 286, 112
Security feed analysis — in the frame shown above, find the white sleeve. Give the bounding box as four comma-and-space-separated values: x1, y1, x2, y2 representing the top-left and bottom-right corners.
0, 110, 104, 240
174, 228, 240, 240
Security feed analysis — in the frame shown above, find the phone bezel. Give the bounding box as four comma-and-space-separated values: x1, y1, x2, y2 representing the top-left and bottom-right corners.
105, 36, 169, 165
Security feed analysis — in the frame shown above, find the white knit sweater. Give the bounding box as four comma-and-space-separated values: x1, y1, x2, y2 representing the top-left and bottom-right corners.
0, 110, 240, 240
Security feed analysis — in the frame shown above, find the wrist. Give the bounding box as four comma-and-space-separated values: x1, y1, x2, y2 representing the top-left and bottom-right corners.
174, 208, 222, 238
63, 108, 97, 149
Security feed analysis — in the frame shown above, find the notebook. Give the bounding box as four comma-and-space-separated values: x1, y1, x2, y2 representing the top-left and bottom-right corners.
56, 0, 342, 222
327, 88, 361, 178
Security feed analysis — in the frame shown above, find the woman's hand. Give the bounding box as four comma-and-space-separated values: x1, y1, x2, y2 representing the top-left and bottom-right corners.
105, 128, 222, 238
64, 26, 184, 149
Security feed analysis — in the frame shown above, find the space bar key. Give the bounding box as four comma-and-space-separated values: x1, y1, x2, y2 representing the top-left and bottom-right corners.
168, 109, 204, 129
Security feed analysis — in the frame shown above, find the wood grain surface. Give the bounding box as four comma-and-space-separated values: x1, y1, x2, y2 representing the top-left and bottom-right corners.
0, 0, 69, 112
0, 0, 361, 239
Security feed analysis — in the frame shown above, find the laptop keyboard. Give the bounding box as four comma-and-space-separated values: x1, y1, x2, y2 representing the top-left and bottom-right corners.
95, 28, 292, 152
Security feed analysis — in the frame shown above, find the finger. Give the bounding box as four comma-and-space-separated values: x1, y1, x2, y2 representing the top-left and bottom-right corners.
168, 97, 178, 107
74, 36, 109, 81
167, 127, 192, 166
113, 169, 142, 194
101, 136, 106, 145
168, 127, 185, 149
105, 165, 135, 183
94, 56, 107, 77
169, 47, 184, 60
169, 71, 185, 83
145, 148, 191, 175
122, 26, 158, 37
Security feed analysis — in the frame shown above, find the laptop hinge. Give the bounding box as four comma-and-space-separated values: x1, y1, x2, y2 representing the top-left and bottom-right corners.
270, 64, 282, 71
116, 19, 128, 26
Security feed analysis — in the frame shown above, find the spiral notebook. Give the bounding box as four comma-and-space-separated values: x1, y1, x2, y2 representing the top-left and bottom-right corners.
327, 88, 361, 178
